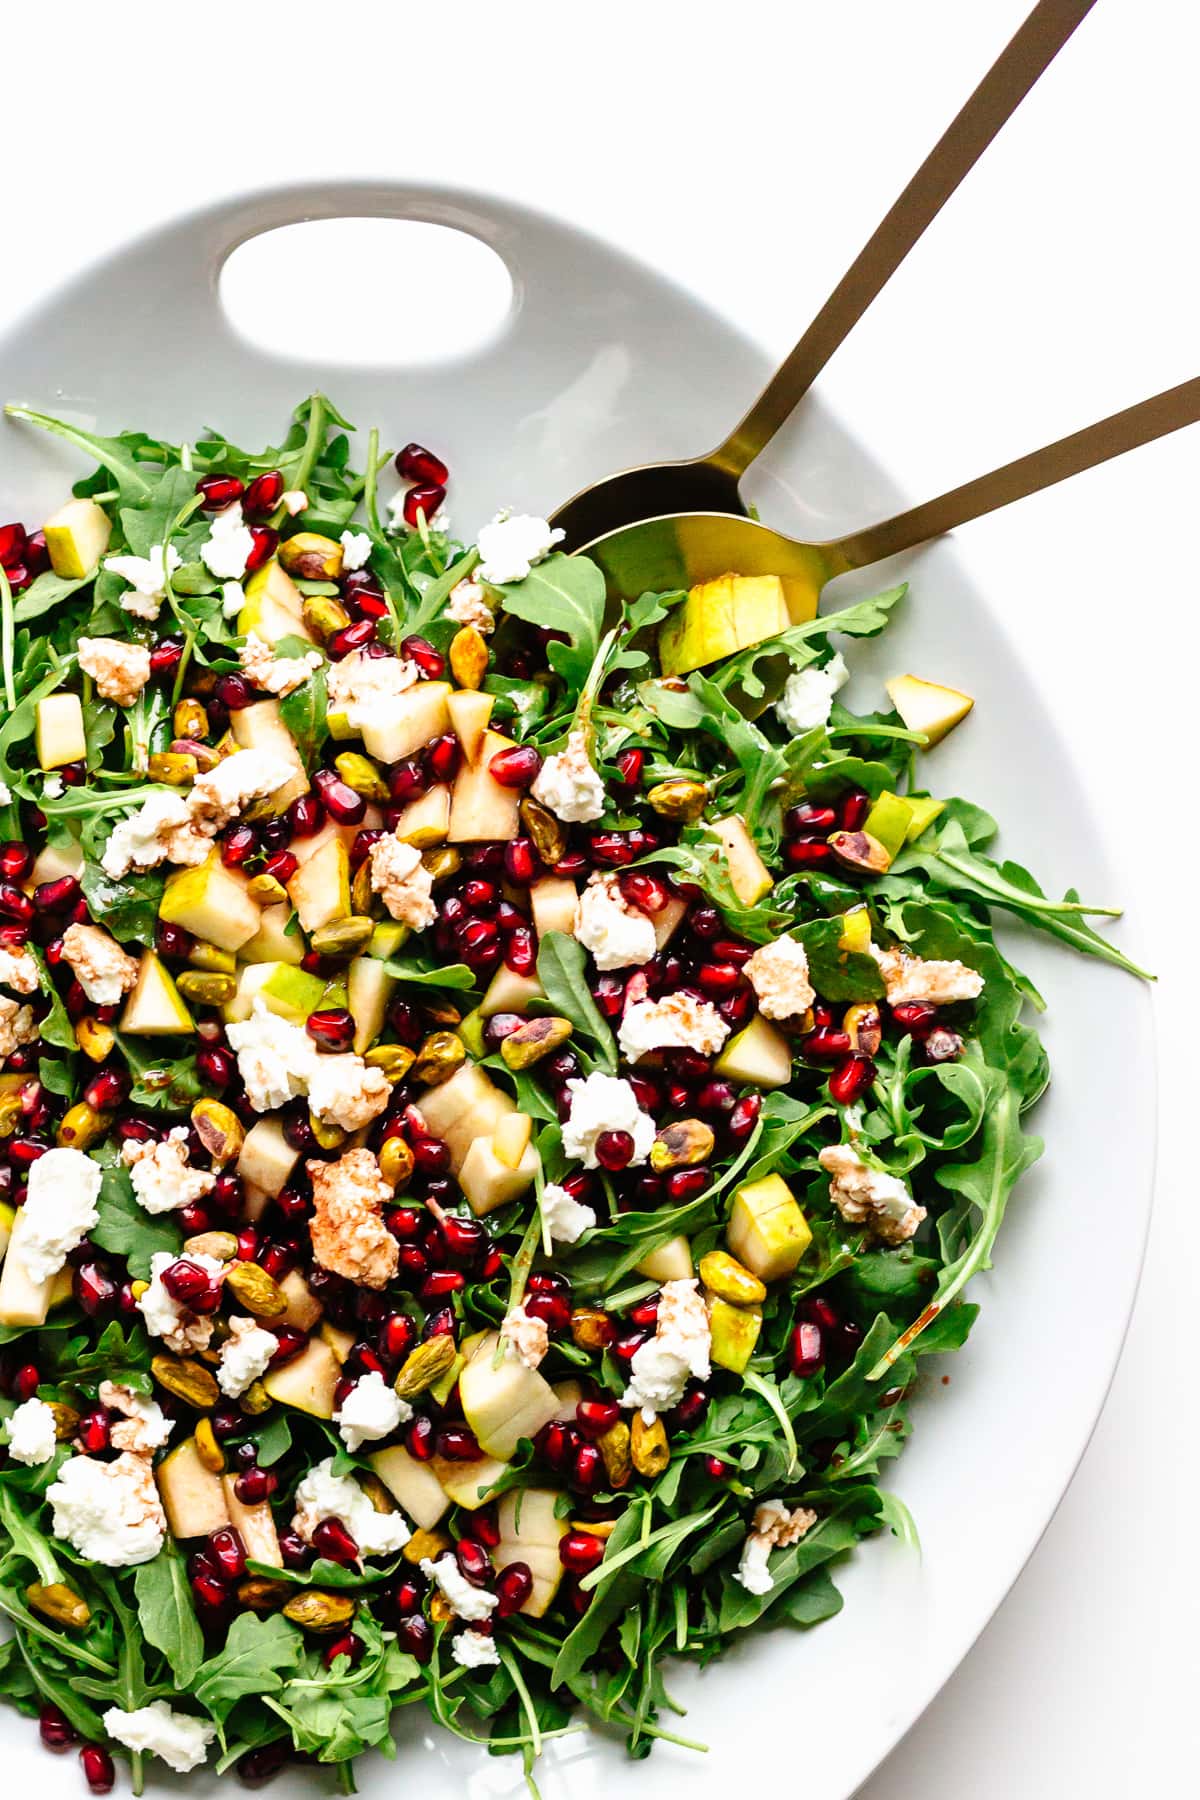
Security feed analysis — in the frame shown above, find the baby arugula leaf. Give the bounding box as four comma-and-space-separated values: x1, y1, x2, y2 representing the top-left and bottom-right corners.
192, 1612, 304, 1724
534, 931, 617, 1072
494, 554, 606, 700
4, 406, 166, 506
707, 583, 908, 700
92, 1168, 182, 1278
133, 1541, 205, 1689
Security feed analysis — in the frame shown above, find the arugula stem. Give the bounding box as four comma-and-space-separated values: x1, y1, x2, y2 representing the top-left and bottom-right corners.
497, 1642, 543, 1758
0, 565, 15, 712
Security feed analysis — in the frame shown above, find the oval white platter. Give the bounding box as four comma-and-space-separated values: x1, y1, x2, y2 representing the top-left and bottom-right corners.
0, 182, 1155, 1800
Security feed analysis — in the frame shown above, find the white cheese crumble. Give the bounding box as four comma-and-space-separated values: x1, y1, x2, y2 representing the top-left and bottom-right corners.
136, 1250, 225, 1355
239, 632, 322, 698
475, 511, 564, 585
102, 1702, 215, 1774
199, 501, 255, 580
369, 834, 436, 931
306, 1053, 391, 1133
99, 790, 210, 879
188, 748, 295, 832
48, 1451, 166, 1567
500, 1303, 549, 1369
420, 1553, 498, 1622
333, 1369, 411, 1452
872, 946, 985, 1006
309, 1149, 399, 1290
122, 1126, 215, 1215
452, 1628, 501, 1669
281, 489, 308, 516
99, 1381, 173, 1455
340, 528, 372, 571
574, 871, 657, 972
226, 999, 317, 1111
745, 935, 816, 1021
734, 1499, 818, 1596
104, 544, 182, 621
539, 1181, 596, 1245
818, 1143, 926, 1245
77, 636, 152, 707
561, 1071, 656, 1170
775, 652, 849, 733
222, 579, 246, 619
618, 991, 730, 1063
445, 579, 494, 634
0, 945, 40, 995
325, 650, 420, 730
531, 728, 606, 824
42, 774, 64, 800
622, 1277, 711, 1421
6, 1395, 58, 1466
60, 922, 139, 1006
0, 780, 11, 804
292, 1456, 411, 1557
18, 1147, 102, 1283
217, 1315, 279, 1398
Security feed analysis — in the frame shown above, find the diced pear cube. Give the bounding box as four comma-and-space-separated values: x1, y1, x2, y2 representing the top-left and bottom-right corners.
727, 1173, 812, 1282
713, 1014, 792, 1089
42, 497, 111, 579
369, 1445, 450, 1531
159, 852, 262, 952
492, 1112, 533, 1170
156, 1438, 230, 1539
36, 693, 87, 769
459, 1135, 538, 1216
708, 1295, 762, 1372
286, 836, 349, 935
635, 1234, 694, 1283
885, 674, 974, 747
711, 815, 772, 905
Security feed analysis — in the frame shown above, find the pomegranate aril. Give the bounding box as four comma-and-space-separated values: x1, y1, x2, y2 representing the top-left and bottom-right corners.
222, 823, 259, 868
589, 831, 634, 867
80, 1745, 115, 1793
704, 1456, 731, 1479
785, 802, 837, 836
312, 1517, 360, 1566
504, 924, 536, 974
436, 1425, 482, 1461
615, 746, 644, 787
401, 482, 446, 528
196, 472, 244, 511
312, 768, 366, 825
23, 530, 49, 577
234, 1466, 278, 1505
592, 973, 626, 1020
801, 1026, 852, 1061
305, 1006, 356, 1052
237, 1741, 290, 1786
243, 470, 284, 518
576, 1398, 620, 1440
665, 1165, 709, 1202
891, 1001, 938, 1038
160, 1258, 214, 1303
197, 1044, 236, 1089
396, 443, 448, 485
425, 733, 461, 783
572, 1443, 604, 1492
327, 618, 376, 659
0, 523, 27, 568
785, 839, 834, 870
77, 1409, 110, 1453
39, 1704, 77, 1750
455, 1536, 493, 1586
84, 1067, 129, 1111
611, 1328, 650, 1363
420, 1268, 465, 1301
790, 1320, 825, 1377
697, 961, 741, 997
406, 1414, 435, 1461
398, 634, 445, 679
674, 1386, 709, 1431
268, 1325, 307, 1365
149, 636, 185, 678
0, 882, 33, 924
829, 1053, 876, 1105
840, 788, 870, 831
289, 793, 324, 838
618, 871, 669, 914
73, 1261, 117, 1317
156, 920, 193, 959
696, 1078, 737, 1116
559, 1529, 605, 1573
208, 1526, 248, 1581
245, 526, 278, 572
494, 1560, 533, 1617
396, 1612, 434, 1663
279, 1529, 313, 1571
727, 1092, 762, 1140
489, 746, 542, 789
323, 1631, 364, 1669
440, 1214, 486, 1261
0, 842, 31, 881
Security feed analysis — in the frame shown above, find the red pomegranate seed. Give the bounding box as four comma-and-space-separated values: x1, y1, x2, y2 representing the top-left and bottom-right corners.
790, 1320, 825, 1377
463, 878, 498, 912
576, 1398, 620, 1440
76, 1409, 110, 1453
554, 850, 588, 878
197, 1044, 235, 1090
323, 1631, 364, 1669
425, 734, 461, 783
196, 473, 244, 511
237, 1741, 291, 1786
615, 747, 644, 787
312, 768, 365, 825
559, 1530, 605, 1574
455, 1537, 493, 1586
268, 1326, 307, 1365
785, 802, 837, 836
591, 974, 626, 1020
244, 526, 277, 572
589, 832, 634, 867
629, 1297, 660, 1329
234, 1467, 278, 1506
0, 882, 33, 924
840, 788, 870, 831
611, 1328, 650, 1363
618, 871, 669, 914
39, 1704, 77, 1750
594, 1129, 634, 1172
396, 1613, 434, 1662
73, 1262, 117, 1317
534, 1421, 574, 1473
84, 1068, 129, 1111
12, 1361, 40, 1401
177, 1201, 213, 1237
243, 471, 284, 518
829, 1053, 876, 1105
704, 1456, 731, 1479
402, 482, 446, 529
80, 1745, 115, 1793
785, 839, 834, 870
420, 1269, 465, 1301
665, 1166, 709, 1202
221, 824, 258, 869
503, 839, 537, 886
379, 1312, 416, 1363
891, 1001, 938, 1038
504, 924, 536, 975
523, 1290, 571, 1335
406, 1415, 435, 1461
0, 842, 31, 881
440, 1214, 486, 1261
305, 1006, 356, 1052
327, 618, 377, 659
160, 1258, 214, 1304
396, 443, 448, 485
572, 1444, 604, 1493
208, 1526, 248, 1581
494, 1560, 532, 1617
312, 1517, 360, 1566
0, 523, 27, 569
22, 530, 48, 577
288, 793, 324, 838
674, 1387, 709, 1431
801, 1026, 852, 1061
400, 635, 445, 679
436, 1425, 482, 1462
727, 1093, 762, 1140
489, 745, 542, 788
697, 961, 740, 997
148, 636, 185, 679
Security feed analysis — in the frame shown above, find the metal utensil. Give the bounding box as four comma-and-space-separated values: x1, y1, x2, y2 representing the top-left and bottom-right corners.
579, 376, 1200, 613
551, 0, 1096, 551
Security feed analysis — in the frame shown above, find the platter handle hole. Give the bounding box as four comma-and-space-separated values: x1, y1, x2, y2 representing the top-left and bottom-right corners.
218, 217, 515, 367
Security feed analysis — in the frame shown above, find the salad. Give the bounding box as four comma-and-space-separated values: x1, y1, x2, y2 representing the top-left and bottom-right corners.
0, 395, 1143, 1795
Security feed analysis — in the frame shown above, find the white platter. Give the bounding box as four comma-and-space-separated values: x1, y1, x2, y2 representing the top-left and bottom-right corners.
0, 182, 1155, 1799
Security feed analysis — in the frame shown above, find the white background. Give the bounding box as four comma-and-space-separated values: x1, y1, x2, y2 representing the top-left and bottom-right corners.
3, 0, 1196, 1791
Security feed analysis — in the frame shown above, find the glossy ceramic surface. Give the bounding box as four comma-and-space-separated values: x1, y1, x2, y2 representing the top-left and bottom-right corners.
0, 182, 1154, 1800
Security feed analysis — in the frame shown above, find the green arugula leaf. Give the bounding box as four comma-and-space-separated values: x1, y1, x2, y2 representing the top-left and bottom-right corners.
279, 661, 330, 769
534, 931, 617, 1072
92, 1167, 182, 1278
380, 959, 475, 990
709, 584, 908, 700
133, 1541, 204, 1687
495, 554, 606, 698
193, 1612, 304, 1723
79, 864, 165, 949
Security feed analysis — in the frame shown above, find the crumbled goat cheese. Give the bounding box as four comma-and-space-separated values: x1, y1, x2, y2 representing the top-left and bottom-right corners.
281, 489, 308, 516
872, 946, 985, 1007
18, 1147, 102, 1283
539, 1181, 596, 1245
326, 650, 420, 728
452, 1628, 501, 1669
819, 1143, 926, 1246
102, 1703, 215, 1774
217, 1315, 279, 1398
221, 579, 246, 619
188, 748, 295, 832
369, 834, 436, 931
775, 652, 849, 733
340, 528, 372, 571
100, 790, 210, 879
308, 1148, 399, 1290
574, 871, 657, 972
137, 1250, 225, 1354
735, 1499, 819, 1595
77, 636, 152, 706
746, 935, 816, 1021
475, 511, 564, 585
0, 996, 37, 1063
292, 1456, 411, 1557
618, 991, 730, 1063
307, 1054, 391, 1132
7, 1396, 58, 1466
446, 579, 494, 634
99, 1381, 173, 1455
531, 729, 606, 824
421, 1553, 499, 1622
60, 922, 139, 1006
41, 774, 64, 800
501, 1303, 549, 1369
0, 780, 10, 804
239, 632, 323, 698
0, 945, 40, 995
562, 1071, 656, 1170
226, 1000, 317, 1112
334, 1369, 411, 1451
49, 1451, 166, 1567
622, 1277, 712, 1420
199, 502, 255, 579
104, 545, 182, 621
122, 1126, 215, 1215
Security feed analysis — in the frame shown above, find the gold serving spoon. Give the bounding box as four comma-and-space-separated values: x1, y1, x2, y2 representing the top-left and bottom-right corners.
573, 377, 1200, 620
551, 0, 1097, 552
